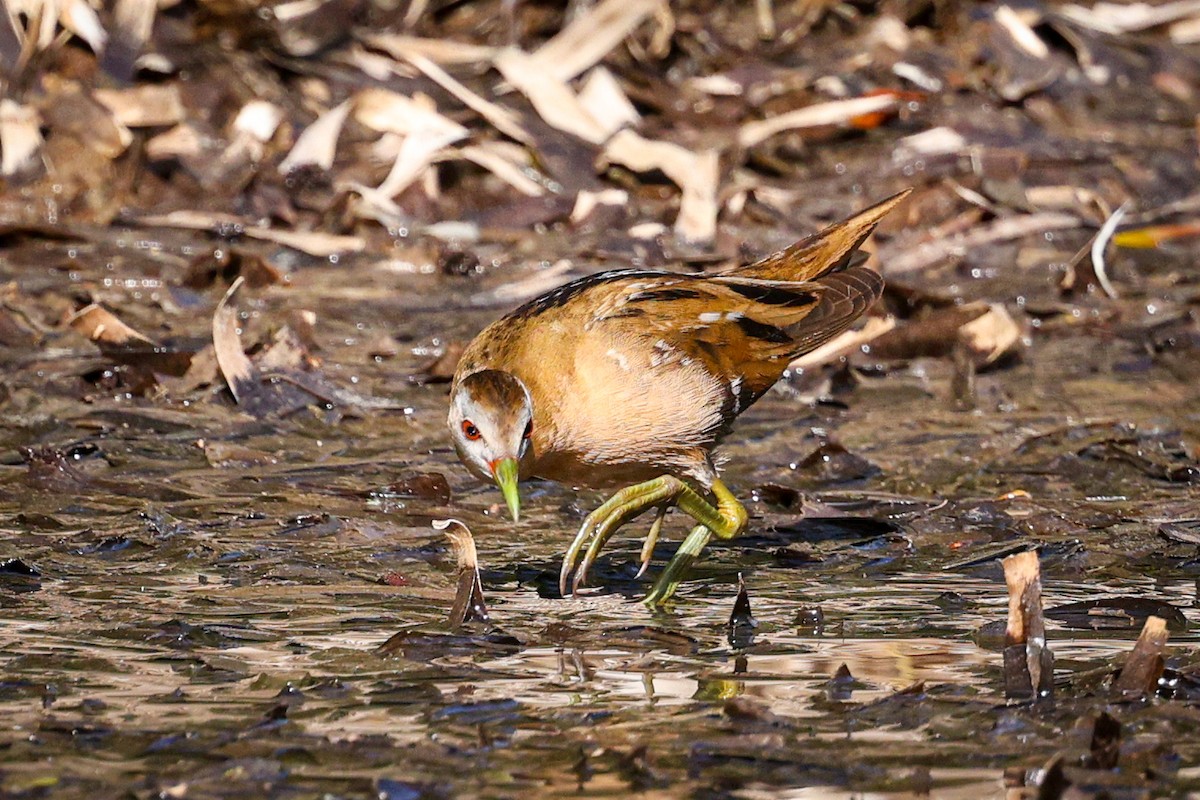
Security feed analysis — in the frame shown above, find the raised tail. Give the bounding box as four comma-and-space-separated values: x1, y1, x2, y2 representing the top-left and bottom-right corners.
733, 189, 911, 282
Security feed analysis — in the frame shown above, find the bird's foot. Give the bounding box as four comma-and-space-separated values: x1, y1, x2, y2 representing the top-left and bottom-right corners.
559, 477, 749, 603
559, 477, 685, 597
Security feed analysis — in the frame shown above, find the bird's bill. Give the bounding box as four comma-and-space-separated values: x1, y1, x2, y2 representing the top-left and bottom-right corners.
490, 457, 521, 522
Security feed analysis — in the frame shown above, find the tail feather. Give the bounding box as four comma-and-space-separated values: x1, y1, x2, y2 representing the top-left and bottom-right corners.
734, 189, 911, 282
784, 266, 885, 356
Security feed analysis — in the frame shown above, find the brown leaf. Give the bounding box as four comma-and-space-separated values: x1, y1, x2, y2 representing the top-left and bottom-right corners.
434, 519, 489, 628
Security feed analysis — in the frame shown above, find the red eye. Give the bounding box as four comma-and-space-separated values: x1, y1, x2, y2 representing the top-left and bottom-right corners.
523, 420, 533, 440
461, 420, 481, 441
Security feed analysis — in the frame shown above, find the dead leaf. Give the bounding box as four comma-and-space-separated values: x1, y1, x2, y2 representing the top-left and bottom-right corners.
1115, 616, 1169, 697
212, 277, 310, 417
101, 0, 157, 80
433, 519, 489, 627
578, 67, 640, 139
1002, 550, 1054, 701
958, 303, 1022, 366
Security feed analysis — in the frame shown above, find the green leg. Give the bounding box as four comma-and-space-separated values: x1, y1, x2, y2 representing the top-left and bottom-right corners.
643, 524, 713, 607
643, 480, 747, 607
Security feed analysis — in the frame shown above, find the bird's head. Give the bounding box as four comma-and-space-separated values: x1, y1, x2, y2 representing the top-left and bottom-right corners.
447, 369, 534, 522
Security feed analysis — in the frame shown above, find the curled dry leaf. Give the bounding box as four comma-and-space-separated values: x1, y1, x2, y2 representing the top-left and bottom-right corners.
56, 0, 108, 54
958, 303, 1022, 366
726, 574, 757, 649
102, 0, 157, 80
351, 88, 468, 201
433, 519, 489, 627
577, 67, 640, 139
278, 99, 352, 174
212, 278, 309, 417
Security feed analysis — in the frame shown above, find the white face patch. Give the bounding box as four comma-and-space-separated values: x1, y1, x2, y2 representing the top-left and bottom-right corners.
698, 312, 722, 324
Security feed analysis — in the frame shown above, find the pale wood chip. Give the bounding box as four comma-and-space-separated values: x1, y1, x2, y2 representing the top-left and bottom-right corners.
738, 94, 900, 148
578, 66, 640, 138
94, 84, 185, 128
363, 32, 498, 65
528, 0, 662, 82
278, 99, 352, 173
66, 303, 157, 347
494, 47, 608, 144
0, 99, 42, 176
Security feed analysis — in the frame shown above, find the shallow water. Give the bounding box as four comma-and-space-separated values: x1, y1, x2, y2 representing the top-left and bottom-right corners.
1, 227, 1198, 798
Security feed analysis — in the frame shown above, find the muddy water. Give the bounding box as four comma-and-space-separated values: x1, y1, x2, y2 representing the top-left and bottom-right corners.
0, 228, 1197, 799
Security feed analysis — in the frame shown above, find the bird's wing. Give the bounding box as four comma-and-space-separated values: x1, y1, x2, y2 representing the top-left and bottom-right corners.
592, 266, 882, 415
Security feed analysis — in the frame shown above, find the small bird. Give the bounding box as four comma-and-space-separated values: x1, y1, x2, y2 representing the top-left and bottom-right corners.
448, 190, 909, 604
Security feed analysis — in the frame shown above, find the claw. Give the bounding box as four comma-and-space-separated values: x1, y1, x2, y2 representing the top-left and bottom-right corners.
574, 496, 656, 592
635, 506, 668, 580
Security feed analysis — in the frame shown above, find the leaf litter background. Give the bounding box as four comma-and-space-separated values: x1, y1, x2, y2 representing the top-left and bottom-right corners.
2, 0, 1200, 797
